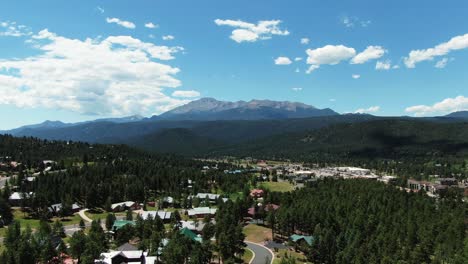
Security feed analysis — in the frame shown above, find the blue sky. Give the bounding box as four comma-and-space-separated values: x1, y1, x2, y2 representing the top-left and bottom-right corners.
0, 0, 467, 129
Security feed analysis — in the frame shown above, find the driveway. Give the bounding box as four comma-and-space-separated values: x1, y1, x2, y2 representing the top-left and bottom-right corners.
245, 241, 274, 264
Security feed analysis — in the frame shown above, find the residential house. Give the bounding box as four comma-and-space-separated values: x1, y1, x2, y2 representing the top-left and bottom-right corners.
95, 250, 157, 264
180, 227, 203, 243
290, 234, 314, 246
187, 207, 217, 218
139, 211, 172, 223
111, 201, 139, 212
8, 192, 32, 206
48, 203, 81, 215
112, 220, 135, 231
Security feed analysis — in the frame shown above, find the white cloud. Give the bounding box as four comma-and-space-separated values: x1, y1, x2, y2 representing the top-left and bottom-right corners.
405, 96, 468, 116
106, 17, 136, 29
96, 6, 105, 13
172, 90, 201, 98
294, 57, 303, 61
329, 98, 336, 102
305, 65, 319, 74
274, 56, 292, 65
392, 65, 400, 69
162, 35, 175, 41
295, 68, 300, 73
352, 74, 360, 79
0, 29, 190, 116
434, 57, 450, 68
0, 21, 32, 37
145, 22, 158, 29
376, 60, 391, 70
351, 46, 386, 64
404, 33, 468, 68
306, 45, 356, 72
291, 87, 302, 91
341, 16, 371, 28
300, 38, 310, 45
214, 19, 289, 43
354, 106, 380, 114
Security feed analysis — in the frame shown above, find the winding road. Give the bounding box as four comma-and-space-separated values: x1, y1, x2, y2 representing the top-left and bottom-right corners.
245, 241, 274, 264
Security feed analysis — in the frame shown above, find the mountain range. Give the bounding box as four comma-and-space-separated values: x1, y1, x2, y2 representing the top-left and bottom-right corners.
1, 98, 467, 157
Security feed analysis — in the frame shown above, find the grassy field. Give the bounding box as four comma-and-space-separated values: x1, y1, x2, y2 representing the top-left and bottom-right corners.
273, 249, 312, 264
243, 224, 272, 243
242, 247, 254, 263
260, 181, 294, 192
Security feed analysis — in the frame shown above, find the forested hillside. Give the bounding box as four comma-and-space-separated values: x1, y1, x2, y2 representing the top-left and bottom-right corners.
270, 179, 467, 263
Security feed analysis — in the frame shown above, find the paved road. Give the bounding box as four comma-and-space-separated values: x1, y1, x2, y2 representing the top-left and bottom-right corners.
78, 209, 92, 223
245, 241, 274, 264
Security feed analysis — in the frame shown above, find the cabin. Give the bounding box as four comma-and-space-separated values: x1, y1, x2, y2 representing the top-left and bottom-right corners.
111, 201, 139, 212
290, 234, 314, 246
8, 192, 32, 206
95, 250, 157, 264
48, 203, 81, 215
139, 211, 172, 223
187, 207, 217, 218
112, 220, 136, 231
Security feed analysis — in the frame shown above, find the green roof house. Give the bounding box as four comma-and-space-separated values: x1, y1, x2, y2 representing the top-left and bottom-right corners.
180, 227, 203, 243
112, 220, 136, 231
290, 234, 314, 246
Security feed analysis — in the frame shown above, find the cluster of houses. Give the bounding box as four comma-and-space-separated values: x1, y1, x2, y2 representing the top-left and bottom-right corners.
406, 177, 463, 197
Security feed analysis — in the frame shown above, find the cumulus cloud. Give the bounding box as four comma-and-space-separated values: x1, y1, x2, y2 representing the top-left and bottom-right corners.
294, 57, 303, 61
291, 87, 303, 91
145, 22, 158, 29
305, 45, 356, 72
352, 74, 360, 79
162, 35, 174, 41
106, 17, 136, 29
274, 56, 292, 65
301, 38, 310, 45
0, 21, 32, 37
351, 46, 386, 64
376, 60, 392, 70
214, 19, 289, 43
354, 106, 380, 114
172, 90, 201, 98
405, 96, 468, 116
404, 33, 468, 68
0, 29, 190, 116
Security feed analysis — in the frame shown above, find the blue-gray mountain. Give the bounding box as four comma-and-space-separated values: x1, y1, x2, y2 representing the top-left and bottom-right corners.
154, 98, 338, 120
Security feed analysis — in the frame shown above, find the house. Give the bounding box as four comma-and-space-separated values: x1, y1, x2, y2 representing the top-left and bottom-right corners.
8, 192, 32, 206
49, 203, 81, 215
435, 178, 457, 186
117, 243, 138, 251
378, 175, 397, 184
180, 227, 203, 243
162, 196, 179, 208
139, 211, 172, 223
112, 220, 136, 231
194, 193, 226, 204
180, 220, 207, 234
187, 207, 217, 218
250, 189, 264, 198
95, 250, 157, 264
111, 201, 139, 212
290, 234, 314, 246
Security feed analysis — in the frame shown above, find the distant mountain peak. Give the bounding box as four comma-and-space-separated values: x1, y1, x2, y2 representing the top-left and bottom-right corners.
156, 97, 338, 121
